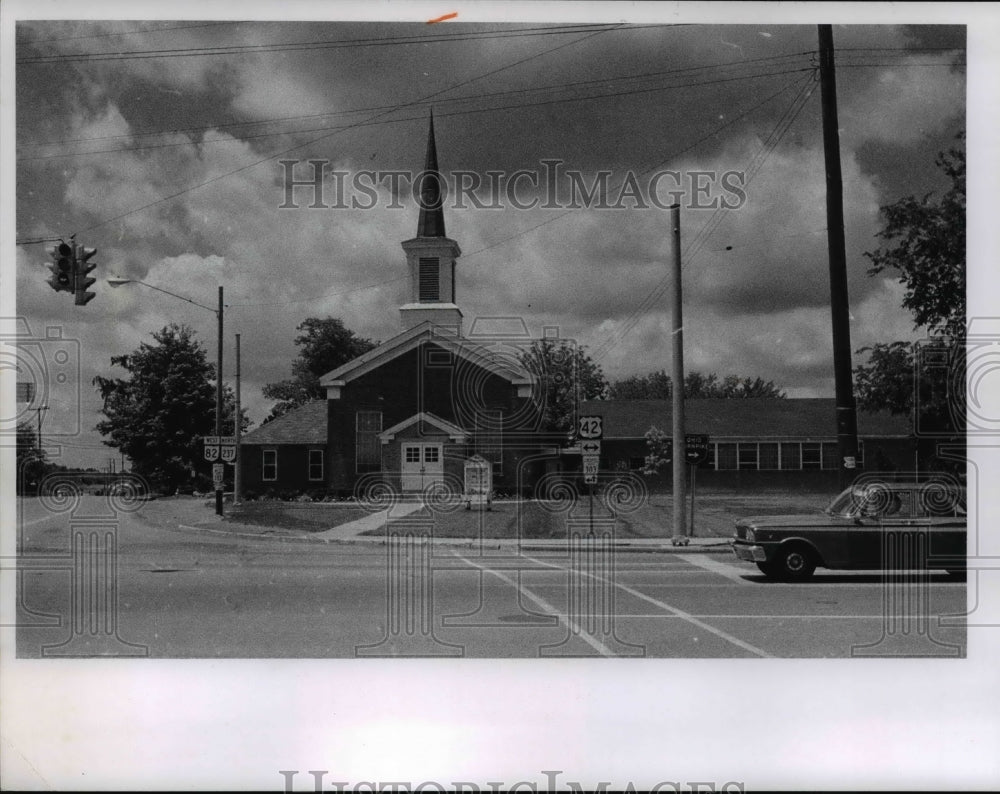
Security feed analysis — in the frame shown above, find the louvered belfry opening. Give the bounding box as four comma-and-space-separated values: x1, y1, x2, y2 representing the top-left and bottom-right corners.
419, 257, 440, 301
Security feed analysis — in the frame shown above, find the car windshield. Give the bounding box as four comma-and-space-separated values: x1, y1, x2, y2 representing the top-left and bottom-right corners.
825, 489, 863, 517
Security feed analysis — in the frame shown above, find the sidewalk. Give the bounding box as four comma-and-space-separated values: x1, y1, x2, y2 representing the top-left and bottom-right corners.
178, 501, 733, 553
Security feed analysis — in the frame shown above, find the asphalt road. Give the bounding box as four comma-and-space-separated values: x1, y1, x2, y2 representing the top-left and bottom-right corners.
13, 496, 968, 658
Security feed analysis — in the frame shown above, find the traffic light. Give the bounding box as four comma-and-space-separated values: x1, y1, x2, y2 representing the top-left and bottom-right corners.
47, 241, 74, 293
75, 246, 97, 306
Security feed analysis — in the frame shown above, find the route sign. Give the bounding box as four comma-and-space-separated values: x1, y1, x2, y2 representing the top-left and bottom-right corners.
578, 415, 603, 440
204, 436, 237, 463
581, 440, 601, 455
212, 463, 224, 486
582, 455, 599, 475
685, 434, 710, 465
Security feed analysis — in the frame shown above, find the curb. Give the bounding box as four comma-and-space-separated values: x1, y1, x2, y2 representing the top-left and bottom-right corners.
173, 523, 734, 553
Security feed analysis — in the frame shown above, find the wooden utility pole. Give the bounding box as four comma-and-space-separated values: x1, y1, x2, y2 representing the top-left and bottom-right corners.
670, 203, 688, 545
215, 286, 224, 516
234, 333, 242, 505
818, 25, 860, 489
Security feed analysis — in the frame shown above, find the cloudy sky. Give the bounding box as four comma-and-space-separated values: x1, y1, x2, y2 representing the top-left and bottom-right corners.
9, 6, 970, 466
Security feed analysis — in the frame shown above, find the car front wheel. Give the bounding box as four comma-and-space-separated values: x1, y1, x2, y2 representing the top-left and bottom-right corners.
772, 545, 816, 582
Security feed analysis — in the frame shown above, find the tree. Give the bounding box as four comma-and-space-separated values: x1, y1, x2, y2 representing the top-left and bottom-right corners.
865, 133, 965, 339
94, 324, 247, 493
608, 370, 786, 399
262, 317, 377, 422
520, 339, 608, 433
854, 133, 965, 438
16, 420, 48, 494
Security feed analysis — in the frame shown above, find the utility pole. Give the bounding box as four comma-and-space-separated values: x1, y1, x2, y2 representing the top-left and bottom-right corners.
670, 203, 688, 545
234, 333, 242, 505
36, 404, 47, 449
818, 24, 860, 489
216, 286, 224, 516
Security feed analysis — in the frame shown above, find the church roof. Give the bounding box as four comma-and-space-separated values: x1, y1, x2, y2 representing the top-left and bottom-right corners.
319, 320, 533, 388
241, 400, 327, 445
415, 110, 446, 238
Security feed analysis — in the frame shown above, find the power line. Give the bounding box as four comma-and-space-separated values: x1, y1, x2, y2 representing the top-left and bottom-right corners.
68, 25, 624, 238
224, 72, 810, 310
18, 65, 814, 162
21, 21, 240, 44
15, 236, 62, 246
17, 23, 664, 64
589, 71, 820, 362
462, 72, 812, 263
20, 50, 811, 149
227, 275, 409, 309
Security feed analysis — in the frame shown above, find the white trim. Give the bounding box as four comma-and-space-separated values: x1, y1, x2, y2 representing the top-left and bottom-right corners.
325, 385, 342, 399
319, 321, 533, 388
379, 411, 468, 443
262, 448, 277, 482
307, 448, 324, 482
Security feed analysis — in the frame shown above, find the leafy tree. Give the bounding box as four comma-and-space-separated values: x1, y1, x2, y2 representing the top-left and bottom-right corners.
854, 132, 965, 441
865, 133, 965, 339
94, 324, 247, 493
520, 339, 608, 433
16, 420, 48, 494
262, 317, 377, 422
608, 369, 785, 399
608, 370, 672, 399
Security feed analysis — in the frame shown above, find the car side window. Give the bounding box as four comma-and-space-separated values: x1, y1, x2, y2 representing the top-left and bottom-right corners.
860, 489, 908, 518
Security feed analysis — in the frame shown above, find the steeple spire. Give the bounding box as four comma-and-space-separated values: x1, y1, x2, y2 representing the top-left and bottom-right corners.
416, 109, 446, 238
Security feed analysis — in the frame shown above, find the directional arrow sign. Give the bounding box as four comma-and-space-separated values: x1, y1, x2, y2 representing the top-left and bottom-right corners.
581, 440, 601, 455
685, 434, 710, 465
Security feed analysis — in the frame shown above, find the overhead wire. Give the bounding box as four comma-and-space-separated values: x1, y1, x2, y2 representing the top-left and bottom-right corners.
588, 70, 820, 362
65, 24, 625, 239
16, 23, 671, 64
229, 71, 813, 309
17, 65, 815, 162
20, 50, 812, 150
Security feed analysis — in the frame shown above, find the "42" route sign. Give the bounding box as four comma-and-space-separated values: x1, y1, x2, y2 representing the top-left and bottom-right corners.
578, 415, 603, 440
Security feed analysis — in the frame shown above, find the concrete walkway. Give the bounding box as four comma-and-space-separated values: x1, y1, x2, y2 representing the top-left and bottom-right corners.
311, 500, 427, 540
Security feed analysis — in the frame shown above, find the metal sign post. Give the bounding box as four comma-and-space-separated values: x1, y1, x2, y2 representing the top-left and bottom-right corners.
684, 435, 709, 538
578, 417, 603, 537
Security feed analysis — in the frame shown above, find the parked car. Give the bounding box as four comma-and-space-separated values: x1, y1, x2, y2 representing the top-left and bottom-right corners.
731, 481, 967, 581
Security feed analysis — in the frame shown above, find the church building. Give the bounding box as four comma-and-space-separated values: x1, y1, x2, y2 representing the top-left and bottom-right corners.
240, 115, 563, 498
239, 116, 920, 498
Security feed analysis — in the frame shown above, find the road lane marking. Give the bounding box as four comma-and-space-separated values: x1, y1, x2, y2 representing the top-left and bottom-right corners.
18, 514, 63, 529
520, 552, 774, 658
682, 555, 755, 584
450, 551, 617, 657
523, 614, 912, 620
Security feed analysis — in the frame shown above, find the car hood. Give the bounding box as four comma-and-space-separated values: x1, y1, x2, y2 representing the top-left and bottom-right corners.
737, 514, 852, 529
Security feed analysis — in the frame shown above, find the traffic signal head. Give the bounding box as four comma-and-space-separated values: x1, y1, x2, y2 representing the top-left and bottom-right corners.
47, 242, 74, 293
75, 246, 97, 306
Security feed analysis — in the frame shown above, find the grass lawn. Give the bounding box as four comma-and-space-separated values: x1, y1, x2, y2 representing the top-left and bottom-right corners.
358, 492, 835, 540
223, 503, 371, 532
